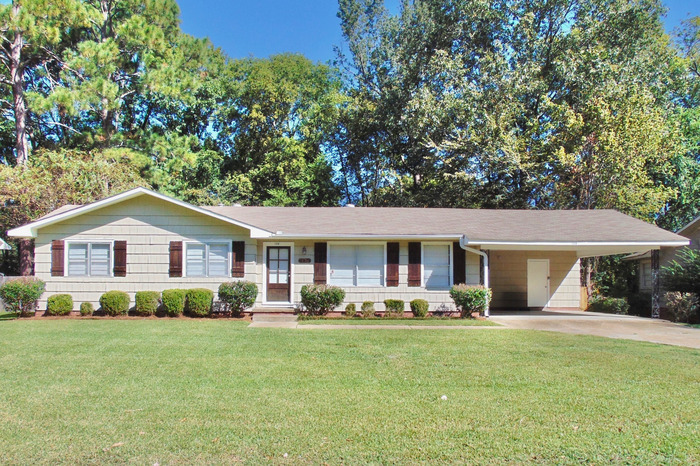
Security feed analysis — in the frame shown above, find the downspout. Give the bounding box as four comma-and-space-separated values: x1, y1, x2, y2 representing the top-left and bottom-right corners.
459, 235, 490, 317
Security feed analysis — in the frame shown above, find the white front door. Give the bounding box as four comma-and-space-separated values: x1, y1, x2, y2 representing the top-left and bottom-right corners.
527, 259, 550, 308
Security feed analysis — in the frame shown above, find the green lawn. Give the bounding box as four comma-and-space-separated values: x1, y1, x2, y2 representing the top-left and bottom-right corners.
1, 320, 699, 463
298, 317, 498, 326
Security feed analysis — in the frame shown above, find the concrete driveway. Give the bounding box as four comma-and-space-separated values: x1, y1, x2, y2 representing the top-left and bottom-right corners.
490, 309, 700, 349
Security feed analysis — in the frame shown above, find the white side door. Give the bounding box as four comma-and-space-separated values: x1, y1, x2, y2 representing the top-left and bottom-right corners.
527, 259, 550, 308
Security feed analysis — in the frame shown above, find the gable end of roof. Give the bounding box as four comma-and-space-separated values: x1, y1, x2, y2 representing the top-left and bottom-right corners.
6, 187, 273, 239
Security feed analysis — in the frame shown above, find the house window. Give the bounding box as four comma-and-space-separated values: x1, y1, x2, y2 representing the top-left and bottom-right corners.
67, 242, 111, 276
423, 244, 451, 289
185, 242, 230, 277
329, 244, 384, 287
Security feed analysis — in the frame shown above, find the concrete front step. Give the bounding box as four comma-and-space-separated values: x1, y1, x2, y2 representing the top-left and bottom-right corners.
251, 312, 298, 323
251, 307, 296, 314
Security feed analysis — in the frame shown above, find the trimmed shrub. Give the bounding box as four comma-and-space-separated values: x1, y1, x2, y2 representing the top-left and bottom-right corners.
299, 284, 345, 316
218, 281, 258, 317
135, 291, 160, 316
46, 294, 73, 316
0, 277, 45, 316
410, 299, 429, 318
587, 296, 629, 315
162, 289, 186, 317
80, 302, 94, 316
361, 301, 375, 318
664, 292, 699, 323
345, 303, 356, 317
450, 284, 492, 318
99, 291, 130, 316
383, 299, 405, 317
185, 288, 214, 317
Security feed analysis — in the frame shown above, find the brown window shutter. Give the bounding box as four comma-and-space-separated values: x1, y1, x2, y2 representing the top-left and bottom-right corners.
453, 242, 465, 285
314, 242, 327, 284
386, 242, 399, 287
231, 241, 245, 277
51, 240, 64, 277
408, 242, 421, 287
169, 241, 183, 277
113, 241, 127, 277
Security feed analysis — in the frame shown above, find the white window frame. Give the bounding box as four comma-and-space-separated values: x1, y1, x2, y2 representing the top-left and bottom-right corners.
183, 241, 232, 278
327, 242, 387, 288
262, 241, 295, 306
421, 242, 453, 289
64, 240, 114, 277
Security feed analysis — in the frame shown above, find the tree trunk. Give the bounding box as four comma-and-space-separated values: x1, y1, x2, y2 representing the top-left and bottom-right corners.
19, 239, 33, 276
100, 100, 114, 144
10, 1, 29, 165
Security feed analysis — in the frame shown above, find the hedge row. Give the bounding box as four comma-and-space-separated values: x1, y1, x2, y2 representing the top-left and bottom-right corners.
2, 278, 492, 320
96, 282, 258, 317
0, 280, 258, 318
337, 286, 491, 319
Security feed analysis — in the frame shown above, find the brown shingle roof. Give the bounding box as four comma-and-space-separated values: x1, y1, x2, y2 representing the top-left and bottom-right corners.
202, 206, 686, 243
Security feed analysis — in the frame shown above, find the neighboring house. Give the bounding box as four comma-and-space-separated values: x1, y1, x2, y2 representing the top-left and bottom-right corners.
628, 216, 700, 293
6, 188, 688, 314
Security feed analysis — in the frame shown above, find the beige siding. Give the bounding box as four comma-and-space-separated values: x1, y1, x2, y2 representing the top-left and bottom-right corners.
489, 250, 580, 309
35, 196, 257, 310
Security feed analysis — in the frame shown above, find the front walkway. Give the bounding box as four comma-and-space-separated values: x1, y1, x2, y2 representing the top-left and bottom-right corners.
490, 309, 700, 349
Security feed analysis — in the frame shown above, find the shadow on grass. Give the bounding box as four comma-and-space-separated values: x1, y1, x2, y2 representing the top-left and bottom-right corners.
0, 312, 19, 321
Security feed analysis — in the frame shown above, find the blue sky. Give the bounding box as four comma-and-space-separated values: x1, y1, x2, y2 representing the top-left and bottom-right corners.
177, 0, 698, 63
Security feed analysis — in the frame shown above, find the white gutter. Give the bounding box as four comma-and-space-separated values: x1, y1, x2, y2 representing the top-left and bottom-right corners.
271, 234, 462, 240
459, 235, 490, 318
471, 240, 688, 247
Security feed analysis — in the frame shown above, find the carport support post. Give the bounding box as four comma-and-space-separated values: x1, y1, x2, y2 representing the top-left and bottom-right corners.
651, 249, 660, 319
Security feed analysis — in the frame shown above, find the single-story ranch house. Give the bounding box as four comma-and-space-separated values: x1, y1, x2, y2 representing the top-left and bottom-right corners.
7, 188, 689, 315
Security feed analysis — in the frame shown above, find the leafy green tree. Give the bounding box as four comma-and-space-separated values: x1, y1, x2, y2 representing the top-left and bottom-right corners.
658, 16, 700, 231
335, 0, 683, 215
31, 0, 185, 146
0, 0, 84, 164
0, 148, 148, 230
214, 54, 343, 206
